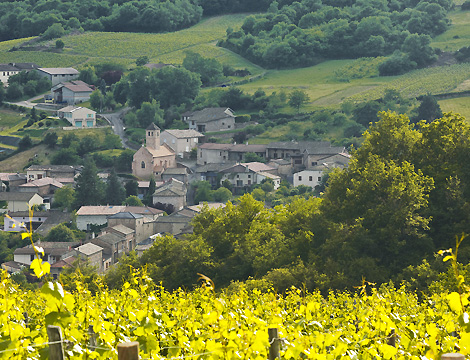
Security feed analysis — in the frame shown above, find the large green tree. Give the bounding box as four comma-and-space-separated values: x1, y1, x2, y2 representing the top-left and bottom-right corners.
74, 158, 104, 208
105, 168, 126, 205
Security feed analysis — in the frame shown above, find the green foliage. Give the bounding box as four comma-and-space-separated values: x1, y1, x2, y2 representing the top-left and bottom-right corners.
193, 181, 213, 204
183, 51, 224, 86
125, 195, 143, 206
135, 55, 149, 66
74, 158, 104, 208
42, 23, 65, 40
53, 185, 75, 211
105, 168, 126, 205
45, 224, 75, 242
288, 89, 310, 113
55, 39, 64, 49
18, 135, 32, 151
43, 132, 58, 148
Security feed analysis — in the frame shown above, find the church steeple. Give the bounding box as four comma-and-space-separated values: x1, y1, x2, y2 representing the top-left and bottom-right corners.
146, 123, 160, 150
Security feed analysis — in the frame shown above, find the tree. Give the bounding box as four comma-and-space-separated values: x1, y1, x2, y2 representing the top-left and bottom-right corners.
182, 51, 223, 85
125, 195, 143, 206
6, 83, 23, 100
288, 89, 310, 113
193, 181, 213, 204
18, 135, 32, 151
136, 56, 149, 66
115, 149, 134, 172
90, 90, 104, 112
45, 224, 75, 242
42, 23, 65, 40
43, 132, 58, 148
55, 39, 64, 49
53, 185, 75, 210
244, 152, 265, 163
144, 177, 156, 206
125, 180, 139, 197
105, 168, 126, 205
79, 67, 98, 86
415, 95, 442, 123
401, 34, 437, 68
212, 187, 232, 202
74, 158, 104, 208
0, 85, 4, 105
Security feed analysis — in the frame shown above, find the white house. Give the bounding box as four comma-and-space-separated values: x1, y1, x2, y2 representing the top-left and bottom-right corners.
0, 192, 44, 213
76, 205, 126, 230
184, 107, 235, 133
58, 106, 96, 127
293, 169, 324, 189
0, 63, 38, 86
160, 129, 204, 158
37, 68, 79, 86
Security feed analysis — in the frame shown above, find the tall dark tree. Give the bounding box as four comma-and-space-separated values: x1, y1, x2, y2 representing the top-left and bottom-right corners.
105, 168, 126, 205
415, 95, 442, 123
125, 180, 139, 197
144, 177, 156, 206
74, 158, 104, 208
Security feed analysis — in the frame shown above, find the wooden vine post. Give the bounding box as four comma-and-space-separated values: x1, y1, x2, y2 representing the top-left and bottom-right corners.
441, 354, 465, 360
117, 341, 139, 360
268, 328, 280, 360
47, 325, 65, 360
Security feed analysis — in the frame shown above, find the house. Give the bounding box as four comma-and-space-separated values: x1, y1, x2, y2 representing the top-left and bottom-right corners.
152, 178, 187, 211
0, 63, 38, 86
0, 192, 44, 213
161, 167, 189, 184
132, 123, 176, 180
220, 162, 281, 192
3, 210, 48, 232
49, 256, 76, 279
106, 213, 144, 244
197, 143, 267, 165
0, 173, 27, 191
89, 232, 126, 265
105, 224, 135, 252
18, 177, 64, 208
194, 163, 232, 189
37, 67, 79, 86
58, 106, 96, 127
26, 165, 81, 181
184, 107, 236, 133
293, 169, 325, 189
304, 151, 350, 170
13, 241, 79, 267
0, 64, 20, 86
52, 80, 93, 105
136, 180, 164, 199
73, 243, 104, 273
160, 129, 204, 158
76, 205, 126, 230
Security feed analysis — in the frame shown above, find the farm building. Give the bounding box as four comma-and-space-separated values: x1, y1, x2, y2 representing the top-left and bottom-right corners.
52, 80, 93, 105
37, 67, 79, 86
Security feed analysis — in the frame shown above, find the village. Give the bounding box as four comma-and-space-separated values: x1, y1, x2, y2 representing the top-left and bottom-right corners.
0, 63, 350, 280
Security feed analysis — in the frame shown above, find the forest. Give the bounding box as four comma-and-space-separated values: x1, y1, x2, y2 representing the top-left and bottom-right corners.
220, 0, 451, 69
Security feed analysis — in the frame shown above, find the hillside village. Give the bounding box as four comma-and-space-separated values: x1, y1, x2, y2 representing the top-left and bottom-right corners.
0, 63, 350, 280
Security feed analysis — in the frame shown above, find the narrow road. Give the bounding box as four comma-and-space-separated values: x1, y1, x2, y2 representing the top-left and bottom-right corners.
100, 107, 138, 150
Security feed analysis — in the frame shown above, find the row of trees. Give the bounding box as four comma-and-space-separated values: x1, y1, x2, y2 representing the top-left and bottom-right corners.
3, 71, 51, 101
220, 0, 449, 69
105, 111, 470, 292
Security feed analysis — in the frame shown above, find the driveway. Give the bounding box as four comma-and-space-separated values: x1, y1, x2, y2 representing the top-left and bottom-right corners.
100, 107, 138, 150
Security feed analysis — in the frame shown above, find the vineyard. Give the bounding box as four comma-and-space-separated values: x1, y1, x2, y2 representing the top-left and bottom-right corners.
0, 265, 469, 360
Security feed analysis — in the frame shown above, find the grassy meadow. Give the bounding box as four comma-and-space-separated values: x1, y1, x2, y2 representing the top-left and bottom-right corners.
431, 10, 470, 51
440, 96, 470, 120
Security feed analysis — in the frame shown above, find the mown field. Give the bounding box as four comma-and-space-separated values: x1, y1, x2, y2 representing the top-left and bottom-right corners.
431, 10, 470, 51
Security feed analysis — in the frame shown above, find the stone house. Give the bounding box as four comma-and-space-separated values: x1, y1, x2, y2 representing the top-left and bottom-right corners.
197, 143, 267, 165
58, 106, 96, 127
184, 107, 235, 133
105, 224, 135, 252
293, 169, 325, 189
0, 173, 27, 191
89, 232, 126, 265
132, 123, 176, 180
220, 162, 280, 191
26, 165, 81, 181
73, 243, 103, 273
152, 178, 187, 211
13, 241, 79, 267
18, 177, 64, 208
160, 129, 204, 158
76, 205, 126, 230
37, 67, 79, 86
52, 80, 93, 104
161, 167, 189, 184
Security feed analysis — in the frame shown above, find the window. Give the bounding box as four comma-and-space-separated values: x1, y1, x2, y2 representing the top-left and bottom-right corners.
141, 161, 145, 169
30, 254, 35, 261
237, 175, 239, 178
223, 156, 226, 160
248, 174, 251, 178
309, 176, 312, 181
312, 161, 317, 166
298, 176, 302, 181
237, 180, 243, 186
295, 159, 302, 164
248, 180, 251, 185
318, 177, 322, 181
228, 125, 231, 128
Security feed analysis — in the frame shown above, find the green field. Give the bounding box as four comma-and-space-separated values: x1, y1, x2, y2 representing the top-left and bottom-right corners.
432, 10, 470, 51
0, 14, 257, 72
440, 96, 470, 120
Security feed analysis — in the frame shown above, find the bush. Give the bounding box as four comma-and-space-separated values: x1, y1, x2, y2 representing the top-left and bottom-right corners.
42, 23, 65, 40
379, 52, 416, 76
462, 0, 470, 10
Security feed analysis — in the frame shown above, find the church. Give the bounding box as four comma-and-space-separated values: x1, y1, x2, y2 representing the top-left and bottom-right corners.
132, 123, 176, 180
